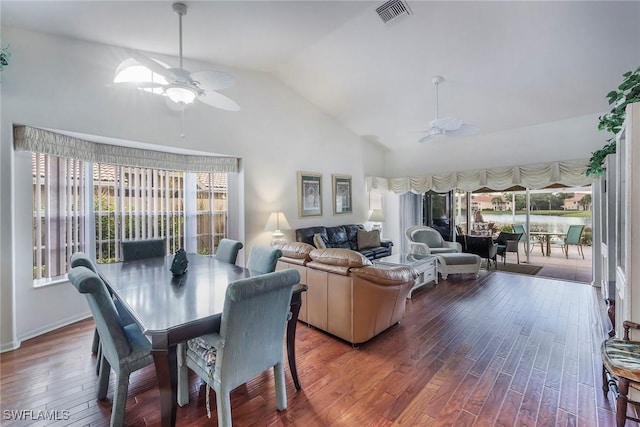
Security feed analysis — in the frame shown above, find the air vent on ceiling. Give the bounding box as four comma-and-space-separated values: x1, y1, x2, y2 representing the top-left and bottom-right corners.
375, 0, 412, 24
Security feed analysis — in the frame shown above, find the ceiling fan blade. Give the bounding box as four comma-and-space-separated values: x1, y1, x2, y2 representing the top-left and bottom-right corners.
418, 128, 441, 143
190, 70, 235, 91
198, 89, 240, 111
445, 124, 480, 137
127, 50, 175, 80
432, 117, 463, 132
419, 134, 436, 143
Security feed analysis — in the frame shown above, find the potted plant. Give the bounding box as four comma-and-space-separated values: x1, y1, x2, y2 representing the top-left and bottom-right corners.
586, 66, 640, 176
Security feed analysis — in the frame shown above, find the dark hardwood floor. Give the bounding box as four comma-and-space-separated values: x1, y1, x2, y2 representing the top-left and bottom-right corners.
0, 270, 629, 426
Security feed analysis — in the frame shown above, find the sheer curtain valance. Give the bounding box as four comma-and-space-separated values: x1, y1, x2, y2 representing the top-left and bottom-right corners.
14, 125, 238, 173
366, 159, 592, 194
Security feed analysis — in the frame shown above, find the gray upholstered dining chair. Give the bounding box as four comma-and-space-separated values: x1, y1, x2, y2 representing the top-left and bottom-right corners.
68, 266, 154, 427
70, 252, 137, 375
121, 238, 166, 261
246, 245, 282, 274
177, 269, 301, 426
214, 238, 244, 264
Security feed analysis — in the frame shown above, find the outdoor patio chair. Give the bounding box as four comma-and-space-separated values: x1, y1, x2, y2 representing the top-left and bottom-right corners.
563, 224, 585, 259
494, 232, 523, 264
512, 224, 540, 255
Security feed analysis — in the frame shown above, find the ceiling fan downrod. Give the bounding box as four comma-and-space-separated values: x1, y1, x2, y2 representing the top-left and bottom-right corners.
173, 2, 187, 69
432, 75, 442, 120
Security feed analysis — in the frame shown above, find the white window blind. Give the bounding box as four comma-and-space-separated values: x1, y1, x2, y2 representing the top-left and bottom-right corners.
33, 153, 86, 280
32, 152, 229, 281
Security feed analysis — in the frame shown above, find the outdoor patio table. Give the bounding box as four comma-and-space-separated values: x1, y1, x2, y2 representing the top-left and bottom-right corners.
530, 231, 567, 257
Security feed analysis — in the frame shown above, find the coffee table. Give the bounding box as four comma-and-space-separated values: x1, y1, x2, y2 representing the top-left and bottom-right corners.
374, 253, 437, 298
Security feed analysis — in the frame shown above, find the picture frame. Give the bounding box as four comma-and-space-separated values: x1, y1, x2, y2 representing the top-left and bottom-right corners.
297, 171, 323, 217
332, 174, 352, 215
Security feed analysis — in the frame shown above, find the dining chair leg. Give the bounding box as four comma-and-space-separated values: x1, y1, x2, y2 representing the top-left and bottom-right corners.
111, 370, 131, 427
97, 357, 111, 400
177, 343, 190, 407
92, 329, 100, 354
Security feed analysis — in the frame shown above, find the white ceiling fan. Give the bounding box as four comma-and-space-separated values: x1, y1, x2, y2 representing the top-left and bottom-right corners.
113, 2, 239, 112
418, 76, 478, 143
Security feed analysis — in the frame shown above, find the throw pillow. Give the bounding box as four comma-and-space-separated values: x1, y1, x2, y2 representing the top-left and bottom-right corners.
313, 233, 327, 249
357, 229, 381, 250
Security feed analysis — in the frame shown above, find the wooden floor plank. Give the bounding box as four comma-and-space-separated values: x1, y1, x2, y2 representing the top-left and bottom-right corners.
0, 271, 621, 426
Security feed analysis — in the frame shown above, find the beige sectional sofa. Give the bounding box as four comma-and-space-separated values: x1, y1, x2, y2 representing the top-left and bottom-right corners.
276, 242, 418, 345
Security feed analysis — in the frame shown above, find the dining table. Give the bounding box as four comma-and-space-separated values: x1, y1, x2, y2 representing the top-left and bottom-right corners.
529, 231, 567, 256
96, 253, 305, 427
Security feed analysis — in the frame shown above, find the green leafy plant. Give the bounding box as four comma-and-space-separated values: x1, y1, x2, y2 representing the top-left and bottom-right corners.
586, 67, 640, 176
0, 45, 10, 71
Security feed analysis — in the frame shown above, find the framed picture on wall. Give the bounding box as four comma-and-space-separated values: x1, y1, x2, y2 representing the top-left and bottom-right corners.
297, 171, 323, 217
332, 174, 352, 215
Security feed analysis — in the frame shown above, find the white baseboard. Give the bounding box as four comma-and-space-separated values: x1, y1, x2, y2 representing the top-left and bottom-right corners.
1, 312, 92, 353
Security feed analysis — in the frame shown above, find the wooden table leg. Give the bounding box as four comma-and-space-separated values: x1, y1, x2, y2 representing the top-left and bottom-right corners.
152, 337, 178, 427
287, 291, 303, 390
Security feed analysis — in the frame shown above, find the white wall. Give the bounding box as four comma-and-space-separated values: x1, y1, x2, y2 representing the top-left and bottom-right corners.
0, 27, 385, 350
383, 114, 606, 177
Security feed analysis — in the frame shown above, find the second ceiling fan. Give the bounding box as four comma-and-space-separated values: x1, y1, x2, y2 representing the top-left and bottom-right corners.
418, 76, 478, 143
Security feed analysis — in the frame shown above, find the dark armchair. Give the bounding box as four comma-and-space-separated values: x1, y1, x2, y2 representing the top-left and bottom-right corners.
494, 232, 523, 264
461, 235, 498, 268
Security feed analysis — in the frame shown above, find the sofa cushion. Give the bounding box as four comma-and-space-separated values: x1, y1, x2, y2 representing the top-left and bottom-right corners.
313, 233, 327, 249
411, 229, 443, 248
309, 248, 372, 268
350, 265, 418, 286
276, 241, 314, 261
357, 229, 381, 250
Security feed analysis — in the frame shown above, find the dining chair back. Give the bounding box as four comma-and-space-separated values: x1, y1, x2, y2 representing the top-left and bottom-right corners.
68, 266, 153, 427
121, 239, 166, 261
215, 239, 244, 264
246, 245, 283, 274
177, 269, 301, 426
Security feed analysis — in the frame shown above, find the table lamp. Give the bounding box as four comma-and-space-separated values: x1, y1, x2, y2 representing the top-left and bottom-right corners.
264, 211, 291, 246
368, 209, 385, 235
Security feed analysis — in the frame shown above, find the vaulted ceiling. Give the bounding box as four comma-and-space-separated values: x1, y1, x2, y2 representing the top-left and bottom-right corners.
3, 1, 639, 151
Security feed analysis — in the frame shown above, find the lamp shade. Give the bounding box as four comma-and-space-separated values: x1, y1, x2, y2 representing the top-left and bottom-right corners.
368, 209, 385, 222
264, 212, 291, 232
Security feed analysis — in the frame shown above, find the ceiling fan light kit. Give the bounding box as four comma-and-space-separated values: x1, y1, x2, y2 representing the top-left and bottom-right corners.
418, 75, 479, 143
113, 2, 239, 112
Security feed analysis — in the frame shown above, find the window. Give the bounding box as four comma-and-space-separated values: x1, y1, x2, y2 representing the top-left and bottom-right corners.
32, 153, 229, 281
32, 153, 86, 280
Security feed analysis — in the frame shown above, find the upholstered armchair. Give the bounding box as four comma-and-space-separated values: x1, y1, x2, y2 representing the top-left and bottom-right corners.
177, 269, 301, 426
214, 238, 244, 264
68, 266, 154, 427
405, 225, 461, 255
494, 232, 523, 264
